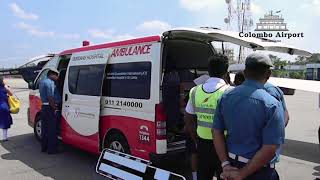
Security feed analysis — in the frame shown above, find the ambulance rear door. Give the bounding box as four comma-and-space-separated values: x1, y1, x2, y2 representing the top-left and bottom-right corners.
61, 49, 111, 153
164, 28, 312, 56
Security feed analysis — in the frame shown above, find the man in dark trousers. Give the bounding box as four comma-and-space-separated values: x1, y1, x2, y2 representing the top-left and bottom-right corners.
39, 68, 60, 154
185, 54, 231, 180
213, 53, 285, 180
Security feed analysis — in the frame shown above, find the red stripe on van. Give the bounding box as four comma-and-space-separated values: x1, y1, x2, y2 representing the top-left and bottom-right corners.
60, 35, 161, 55
61, 117, 100, 154
29, 94, 42, 126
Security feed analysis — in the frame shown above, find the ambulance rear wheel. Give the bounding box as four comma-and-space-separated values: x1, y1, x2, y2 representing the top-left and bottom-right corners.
34, 117, 42, 141
105, 133, 130, 154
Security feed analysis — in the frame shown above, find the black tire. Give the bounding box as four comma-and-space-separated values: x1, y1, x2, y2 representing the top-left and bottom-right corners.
34, 117, 42, 141
105, 133, 130, 154
318, 126, 320, 145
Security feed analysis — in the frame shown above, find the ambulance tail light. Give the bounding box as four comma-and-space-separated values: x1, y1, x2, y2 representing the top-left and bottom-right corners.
155, 103, 167, 140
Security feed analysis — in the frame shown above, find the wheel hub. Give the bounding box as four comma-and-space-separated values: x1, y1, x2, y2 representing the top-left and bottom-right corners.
36, 121, 42, 138
110, 141, 124, 152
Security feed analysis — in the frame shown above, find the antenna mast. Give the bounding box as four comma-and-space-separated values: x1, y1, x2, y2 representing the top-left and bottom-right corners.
224, 0, 253, 63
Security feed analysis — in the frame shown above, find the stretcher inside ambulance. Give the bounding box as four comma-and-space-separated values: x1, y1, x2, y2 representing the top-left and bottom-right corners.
28, 28, 312, 164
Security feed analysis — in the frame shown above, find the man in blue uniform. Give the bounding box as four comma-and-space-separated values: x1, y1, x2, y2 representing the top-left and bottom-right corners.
264, 83, 289, 127
39, 68, 60, 154
233, 72, 289, 127
212, 53, 285, 180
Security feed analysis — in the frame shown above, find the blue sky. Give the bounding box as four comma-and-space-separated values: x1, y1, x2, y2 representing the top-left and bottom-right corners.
0, 0, 319, 67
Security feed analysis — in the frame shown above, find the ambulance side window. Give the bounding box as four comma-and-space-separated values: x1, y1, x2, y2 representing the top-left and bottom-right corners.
102, 62, 151, 99
68, 67, 79, 94
68, 65, 105, 96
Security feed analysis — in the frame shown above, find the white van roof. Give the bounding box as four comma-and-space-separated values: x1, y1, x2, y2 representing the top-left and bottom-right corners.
60, 28, 312, 57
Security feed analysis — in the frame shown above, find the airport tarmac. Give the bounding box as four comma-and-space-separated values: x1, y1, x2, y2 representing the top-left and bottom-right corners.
0, 78, 319, 180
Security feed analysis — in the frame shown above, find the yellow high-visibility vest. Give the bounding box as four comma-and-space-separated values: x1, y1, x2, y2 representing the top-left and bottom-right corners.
190, 84, 229, 140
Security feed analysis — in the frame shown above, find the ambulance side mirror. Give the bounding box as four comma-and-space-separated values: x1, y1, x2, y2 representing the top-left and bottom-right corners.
28, 82, 35, 90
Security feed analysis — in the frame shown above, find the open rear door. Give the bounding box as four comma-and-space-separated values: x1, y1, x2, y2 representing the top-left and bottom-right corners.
164, 28, 265, 50
257, 41, 312, 56
62, 49, 111, 153
206, 29, 312, 56
164, 28, 312, 56
165, 28, 315, 93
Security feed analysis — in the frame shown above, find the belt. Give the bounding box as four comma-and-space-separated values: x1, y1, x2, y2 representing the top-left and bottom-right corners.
42, 102, 49, 105
228, 152, 275, 168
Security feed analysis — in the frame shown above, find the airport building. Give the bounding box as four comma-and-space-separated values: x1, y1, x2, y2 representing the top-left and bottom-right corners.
306, 63, 320, 80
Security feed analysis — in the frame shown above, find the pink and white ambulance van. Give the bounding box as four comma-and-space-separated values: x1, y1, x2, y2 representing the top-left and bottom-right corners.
27, 28, 311, 162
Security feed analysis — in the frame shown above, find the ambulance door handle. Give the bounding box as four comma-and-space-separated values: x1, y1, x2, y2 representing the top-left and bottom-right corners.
65, 94, 68, 101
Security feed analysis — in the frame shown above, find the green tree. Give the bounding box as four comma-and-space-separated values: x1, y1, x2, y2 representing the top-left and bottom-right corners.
272, 70, 288, 78
293, 53, 320, 65
289, 71, 305, 79
306, 53, 320, 63
294, 56, 307, 65
269, 54, 287, 69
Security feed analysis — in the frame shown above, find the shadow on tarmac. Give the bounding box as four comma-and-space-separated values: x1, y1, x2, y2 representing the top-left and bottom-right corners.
0, 133, 105, 180
3, 134, 319, 179
282, 139, 320, 164
0, 133, 190, 180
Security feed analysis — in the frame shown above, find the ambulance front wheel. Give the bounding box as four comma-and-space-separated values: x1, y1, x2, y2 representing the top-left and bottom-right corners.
105, 132, 130, 154
318, 126, 320, 144
34, 117, 42, 141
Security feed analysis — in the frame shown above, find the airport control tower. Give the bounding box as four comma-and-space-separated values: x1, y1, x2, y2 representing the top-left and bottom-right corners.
255, 11, 288, 31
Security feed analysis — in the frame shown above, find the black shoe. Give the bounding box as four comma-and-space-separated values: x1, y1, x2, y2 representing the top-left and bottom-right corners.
48, 152, 58, 155
48, 150, 58, 154
41, 148, 47, 153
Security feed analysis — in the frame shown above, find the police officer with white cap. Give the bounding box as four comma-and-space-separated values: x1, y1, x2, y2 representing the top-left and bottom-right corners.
212, 53, 285, 180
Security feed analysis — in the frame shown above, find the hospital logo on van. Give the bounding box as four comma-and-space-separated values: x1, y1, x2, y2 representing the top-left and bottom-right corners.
111, 44, 152, 58
72, 53, 105, 61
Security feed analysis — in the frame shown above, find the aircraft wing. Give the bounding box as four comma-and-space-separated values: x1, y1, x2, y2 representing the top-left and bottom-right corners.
267, 77, 320, 93
0, 68, 20, 75
230, 74, 320, 93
